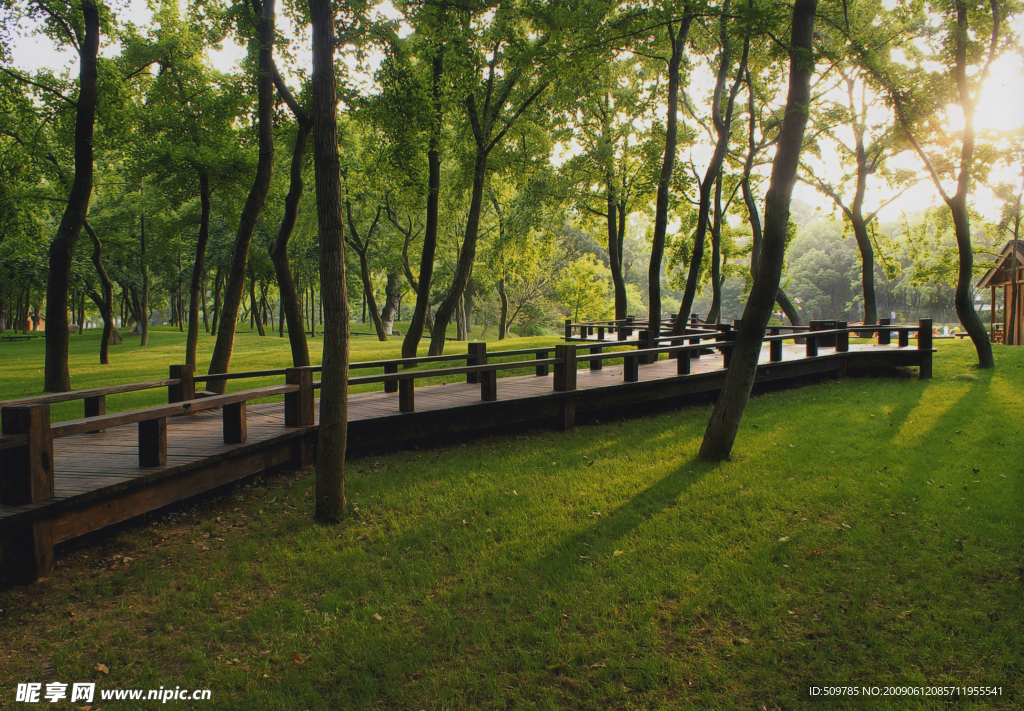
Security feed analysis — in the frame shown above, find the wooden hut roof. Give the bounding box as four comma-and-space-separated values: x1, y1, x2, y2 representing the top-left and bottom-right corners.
977, 240, 1024, 288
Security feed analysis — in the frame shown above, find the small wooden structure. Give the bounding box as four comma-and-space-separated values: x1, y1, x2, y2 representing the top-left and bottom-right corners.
977, 240, 1024, 345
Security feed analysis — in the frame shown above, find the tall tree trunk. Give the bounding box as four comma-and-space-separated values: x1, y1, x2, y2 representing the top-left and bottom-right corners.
429, 149, 487, 355
345, 203, 388, 340
186, 171, 211, 366
269, 117, 312, 366
649, 19, 691, 337
0, 285, 6, 333
207, 0, 276, 392
249, 268, 266, 336
311, 0, 349, 522
381, 270, 402, 335
43, 0, 100, 392
140, 179, 150, 346
402, 47, 444, 359
607, 190, 628, 321
707, 174, 724, 323
84, 221, 119, 364
498, 277, 509, 338
674, 13, 748, 334
699, 0, 817, 461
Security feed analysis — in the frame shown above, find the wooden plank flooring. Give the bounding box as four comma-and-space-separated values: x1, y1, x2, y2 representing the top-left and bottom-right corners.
0, 341, 920, 525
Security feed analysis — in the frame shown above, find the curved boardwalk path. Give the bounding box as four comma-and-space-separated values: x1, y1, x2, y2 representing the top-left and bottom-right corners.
0, 328, 933, 585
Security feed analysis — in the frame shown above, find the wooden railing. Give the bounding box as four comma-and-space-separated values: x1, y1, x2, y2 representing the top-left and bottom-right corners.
0, 319, 933, 512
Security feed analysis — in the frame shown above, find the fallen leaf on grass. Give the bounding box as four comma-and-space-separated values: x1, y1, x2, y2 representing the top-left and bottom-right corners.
95, 664, 109, 675
292, 653, 303, 665
590, 662, 607, 668
613, 550, 624, 557
372, 613, 383, 621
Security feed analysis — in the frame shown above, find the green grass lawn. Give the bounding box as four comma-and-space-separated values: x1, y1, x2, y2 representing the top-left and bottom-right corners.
0, 335, 1022, 709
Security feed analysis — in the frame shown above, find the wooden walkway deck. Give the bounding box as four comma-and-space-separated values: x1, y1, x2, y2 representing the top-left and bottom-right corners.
0, 336, 933, 585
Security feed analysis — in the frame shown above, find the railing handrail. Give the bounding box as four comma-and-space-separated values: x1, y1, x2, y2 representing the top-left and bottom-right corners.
49, 383, 300, 439
0, 433, 29, 450
0, 379, 181, 409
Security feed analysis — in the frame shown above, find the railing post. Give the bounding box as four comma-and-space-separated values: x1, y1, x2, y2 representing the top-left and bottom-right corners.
770, 335, 783, 362
877, 317, 891, 345
719, 323, 734, 367
597, 326, 605, 341
84, 394, 106, 434
481, 369, 497, 402
168, 364, 196, 404
0, 404, 55, 583
836, 321, 849, 352
535, 350, 550, 377
590, 345, 603, 371
285, 367, 315, 427
384, 363, 398, 393
690, 313, 699, 326
564, 319, 573, 339
1, 404, 55, 506
676, 348, 690, 375
223, 402, 247, 444
805, 332, 818, 358
467, 343, 486, 384
399, 378, 415, 412
898, 328, 909, 348
624, 315, 635, 337
139, 417, 167, 468
918, 318, 933, 379
554, 344, 577, 392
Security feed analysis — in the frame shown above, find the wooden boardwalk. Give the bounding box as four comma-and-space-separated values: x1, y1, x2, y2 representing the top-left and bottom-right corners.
0, 333, 933, 585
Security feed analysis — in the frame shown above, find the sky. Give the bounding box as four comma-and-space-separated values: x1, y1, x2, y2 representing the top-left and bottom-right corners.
6, 2, 1024, 229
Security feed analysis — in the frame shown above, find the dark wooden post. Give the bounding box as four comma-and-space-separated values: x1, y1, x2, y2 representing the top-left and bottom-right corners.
481, 369, 497, 402
467, 343, 486, 384
84, 394, 106, 433
720, 324, 734, 368
898, 328, 909, 348
384, 363, 398, 393
836, 321, 849, 352
805, 332, 818, 357
689, 332, 701, 359
399, 377, 415, 412
638, 329, 656, 364
535, 350, 550, 377
878, 317, 891, 345
676, 348, 690, 375
168, 364, 196, 404
1, 404, 54, 505
690, 313, 699, 326
623, 354, 639, 382
624, 315, 635, 337
918, 318, 933, 379
285, 367, 315, 427
597, 326, 605, 341
554, 344, 577, 392
564, 319, 573, 339
770, 336, 783, 362
139, 417, 167, 467
223, 402, 247, 444
590, 345, 603, 371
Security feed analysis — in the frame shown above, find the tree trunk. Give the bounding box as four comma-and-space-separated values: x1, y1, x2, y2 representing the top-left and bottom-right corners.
402, 49, 444, 359
311, 0, 349, 522
186, 171, 211, 366
381, 270, 402, 335
707, 174, 724, 323
429, 148, 487, 355
206, 0, 276, 392
498, 277, 509, 339
43, 0, 100, 392
0, 285, 6, 332
649, 20, 691, 336
456, 295, 467, 341
607, 191, 628, 321
268, 117, 312, 365
84, 221, 119, 363
249, 268, 266, 336
140, 179, 150, 347
699, 0, 817, 461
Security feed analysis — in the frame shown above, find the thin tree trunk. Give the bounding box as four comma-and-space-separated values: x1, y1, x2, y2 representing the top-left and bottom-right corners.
249, 268, 266, 336
140, 179, 150, 347
211, 268, 222, 337
699, 0, 817, 461
311, 0, 349, 522
43, 0, 100, 392
207, 0, 276, 392
381, 270, 402, 335
186, 171, 211, 366
707, 173, 724, 323
498, 277, 509, 339
403, 48, 443, 359
83, 221, 119, 363
649, 19, 691, 336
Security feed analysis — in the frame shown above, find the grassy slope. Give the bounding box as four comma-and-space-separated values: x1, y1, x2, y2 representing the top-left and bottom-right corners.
0, 336, 1021, 710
